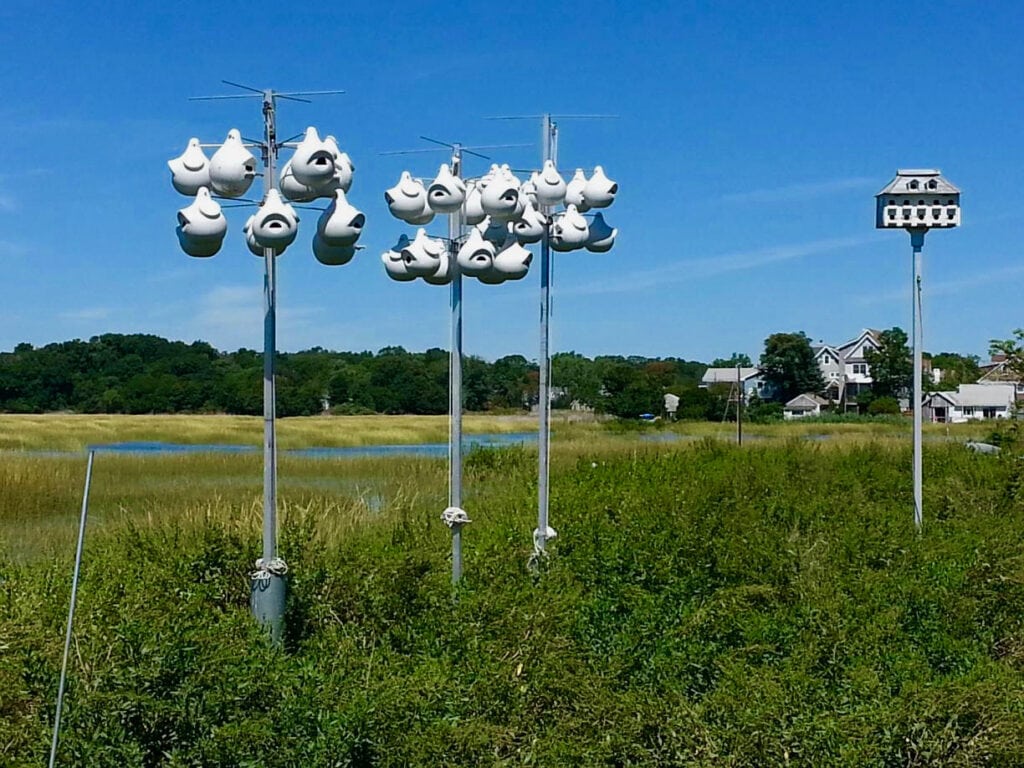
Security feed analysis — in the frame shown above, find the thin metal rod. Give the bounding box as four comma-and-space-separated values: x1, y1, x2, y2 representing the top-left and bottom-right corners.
736, 364, 743, 446
911, 230, 925, 532
450, 147, 465, 585
262, 92, 278, 565
48, 450, 95, 768
535, 114, 556, 563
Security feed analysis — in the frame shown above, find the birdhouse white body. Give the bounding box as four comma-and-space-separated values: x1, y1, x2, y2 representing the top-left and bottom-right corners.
876, 169, 960, 230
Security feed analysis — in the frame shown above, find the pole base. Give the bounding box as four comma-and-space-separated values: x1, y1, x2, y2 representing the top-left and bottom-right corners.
250, 569, 287, 646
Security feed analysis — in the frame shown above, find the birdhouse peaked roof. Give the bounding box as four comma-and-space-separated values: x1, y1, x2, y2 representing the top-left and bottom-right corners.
876, 169, 960, 197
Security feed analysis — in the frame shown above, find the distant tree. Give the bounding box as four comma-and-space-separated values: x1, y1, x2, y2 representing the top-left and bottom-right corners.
710, 353, 752, 368
551, 352, 600, 409
868, 396, 901, 415
990, 330, 1024, 380
929, 352, 980, 388
598, 364, 662, 419
759, 332, 825, 402
863, 327, 912, 399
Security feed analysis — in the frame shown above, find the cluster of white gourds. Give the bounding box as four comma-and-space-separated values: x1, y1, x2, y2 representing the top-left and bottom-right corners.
168, 127, 364, 265
381, 161, 617, 286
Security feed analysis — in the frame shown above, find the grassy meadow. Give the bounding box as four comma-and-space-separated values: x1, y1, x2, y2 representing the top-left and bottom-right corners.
1, 415, 1023, 765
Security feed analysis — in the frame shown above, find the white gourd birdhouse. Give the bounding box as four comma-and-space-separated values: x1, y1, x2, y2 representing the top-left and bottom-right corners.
279, 159, 328, 203
563, 169, 590, 212
456, 229, 497, 277
400, 228, 445, 277
316, 189, 365, 248
289, 126, 336, 187
513, 202, 547, 244
491, 241, 533, 281
313, 235, 357, 266
168, 138, 212, 196
176, 186, 227, 257
382, 235, 416, 281
251, 190, 299, 249
520, 179, 538, 208
208, 129, 257, 198
462, 180, 486, 225
324, 136, 354, 192
423, 251, 454, 285
876, 169, 960, 229
427, 163, 467, 213
550, 204, 590, 251
478, 216, 512, 247
582, 165, 617, 209
585, 211, 617, 252
385, 171, 432, 224
244, 215, 285, 257
480, 176, 520, 219
535, 160, 567, 207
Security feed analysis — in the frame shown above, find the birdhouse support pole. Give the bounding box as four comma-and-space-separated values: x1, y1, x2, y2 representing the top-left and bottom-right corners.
448, 146, 466, 586
910, 228, 925, 533
251, 90, 286, 644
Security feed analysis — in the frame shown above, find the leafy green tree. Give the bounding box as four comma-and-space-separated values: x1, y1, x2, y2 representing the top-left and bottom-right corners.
759, 332, 825, 402
599, 364, 662, 418
710, 353, 752, 367
863, 327, 912, 399
930, 352, 980, 388
552, 352, 600, 409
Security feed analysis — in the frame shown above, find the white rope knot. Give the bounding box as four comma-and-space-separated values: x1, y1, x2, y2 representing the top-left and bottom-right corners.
441, 506, 471, 528
251, 557, 288, 581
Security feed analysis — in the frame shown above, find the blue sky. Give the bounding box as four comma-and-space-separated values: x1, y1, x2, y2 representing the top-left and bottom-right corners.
1, 1, 1021, 363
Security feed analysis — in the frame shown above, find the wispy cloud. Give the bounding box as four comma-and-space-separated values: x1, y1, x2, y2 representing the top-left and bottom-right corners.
857, 264, 1024, 305
59, 307, 112, 321
188, 285, 326, 350
563, 235, 873, 297
721, 177, 876, 204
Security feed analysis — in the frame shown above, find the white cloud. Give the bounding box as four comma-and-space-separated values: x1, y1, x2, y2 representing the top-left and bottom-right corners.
187, 284, 327, 350
564, 236, 873, 297
857, 264, 1024, 305
59, 307, 112, 321
721, 177, 876, 204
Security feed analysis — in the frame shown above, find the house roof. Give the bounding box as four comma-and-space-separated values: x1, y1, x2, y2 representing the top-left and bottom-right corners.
701, 367, 761, 384
785, 393, 829, 408
876, 170, 961, 196
927, 384, 1015, 408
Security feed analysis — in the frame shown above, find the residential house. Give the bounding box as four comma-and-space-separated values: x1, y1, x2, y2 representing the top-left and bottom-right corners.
783, 393, 829, 420
700, 367, 769, 402
977, 354, 1024, 401
924, 384, 1015, 423
812, 328, 883, 406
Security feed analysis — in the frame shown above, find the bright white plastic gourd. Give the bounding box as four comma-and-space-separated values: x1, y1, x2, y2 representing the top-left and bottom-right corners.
176, 186, 227, 257
385, 171, 432, 224
427, 163, 466, 213
382, 235, 415, 281
250, 190, 299, 249
168, 138, 212, 197
550, 204, 590, 251
456, 229, 497, 277
399, 228, 445, 277
585, 211, 617, 252
563, 168, 590, 212
316, 189, 365, 248
289, 126, 336, 187
208, 129, 257, 198
582, 165, 617, 209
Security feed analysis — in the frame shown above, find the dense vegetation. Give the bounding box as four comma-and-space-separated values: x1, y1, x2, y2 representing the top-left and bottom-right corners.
2, 436, 1023, 765
0, 334, 706, 418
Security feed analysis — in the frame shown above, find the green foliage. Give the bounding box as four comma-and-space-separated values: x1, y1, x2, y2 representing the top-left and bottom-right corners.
759, 332, 825, 403
3, 442, 1024, 764
864, 328, 912, 399
867, 395, 901, 415
930, 352, 981, 389
711, 352, 752, 367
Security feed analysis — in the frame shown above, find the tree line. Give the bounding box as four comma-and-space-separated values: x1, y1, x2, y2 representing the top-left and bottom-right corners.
0, 334, 708, 418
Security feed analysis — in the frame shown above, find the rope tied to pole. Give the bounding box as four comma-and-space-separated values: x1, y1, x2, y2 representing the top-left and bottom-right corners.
251, 557, 288, 582
441, 506, 471, 528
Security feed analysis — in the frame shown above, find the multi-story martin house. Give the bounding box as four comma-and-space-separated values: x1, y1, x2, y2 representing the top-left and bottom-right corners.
875, 169, 961, 230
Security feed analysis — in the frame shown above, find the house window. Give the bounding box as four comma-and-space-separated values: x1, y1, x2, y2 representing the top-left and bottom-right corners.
853, 363, 868, 375
962, 406, 975, 416
983, 407, 997, 418
947, 208, 956, 219
909, 180, 919, 190
928, 179, 938, 190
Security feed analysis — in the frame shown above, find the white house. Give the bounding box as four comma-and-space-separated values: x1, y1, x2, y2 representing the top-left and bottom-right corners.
813, 329, 883, 404
784, 393, 829, 420
977, 355, 1024, 400
700, 367, 769, 401
924, 384, 1015, 423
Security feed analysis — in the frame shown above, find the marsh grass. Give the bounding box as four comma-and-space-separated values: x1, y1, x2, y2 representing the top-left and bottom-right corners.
3, 426, 1024, 764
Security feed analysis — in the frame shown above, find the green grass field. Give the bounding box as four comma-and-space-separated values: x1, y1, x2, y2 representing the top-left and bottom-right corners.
2, 416, 1021, 765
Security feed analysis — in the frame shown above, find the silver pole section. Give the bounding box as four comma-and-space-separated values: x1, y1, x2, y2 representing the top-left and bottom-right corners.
49, 450, 95, 768
251, 89, 285, 643
736, 363, 743, 446
911, 229, 925, 532
449, 146, 466, 585
534, 114, 556, 564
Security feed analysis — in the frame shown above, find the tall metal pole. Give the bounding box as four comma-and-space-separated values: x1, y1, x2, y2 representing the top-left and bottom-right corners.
534, 114, 557, 564
448, 146, 467, 585
911, 228, 925, 532
251, 90, 286, 642
48, 450, 95, 768
736, 363, 743, 446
